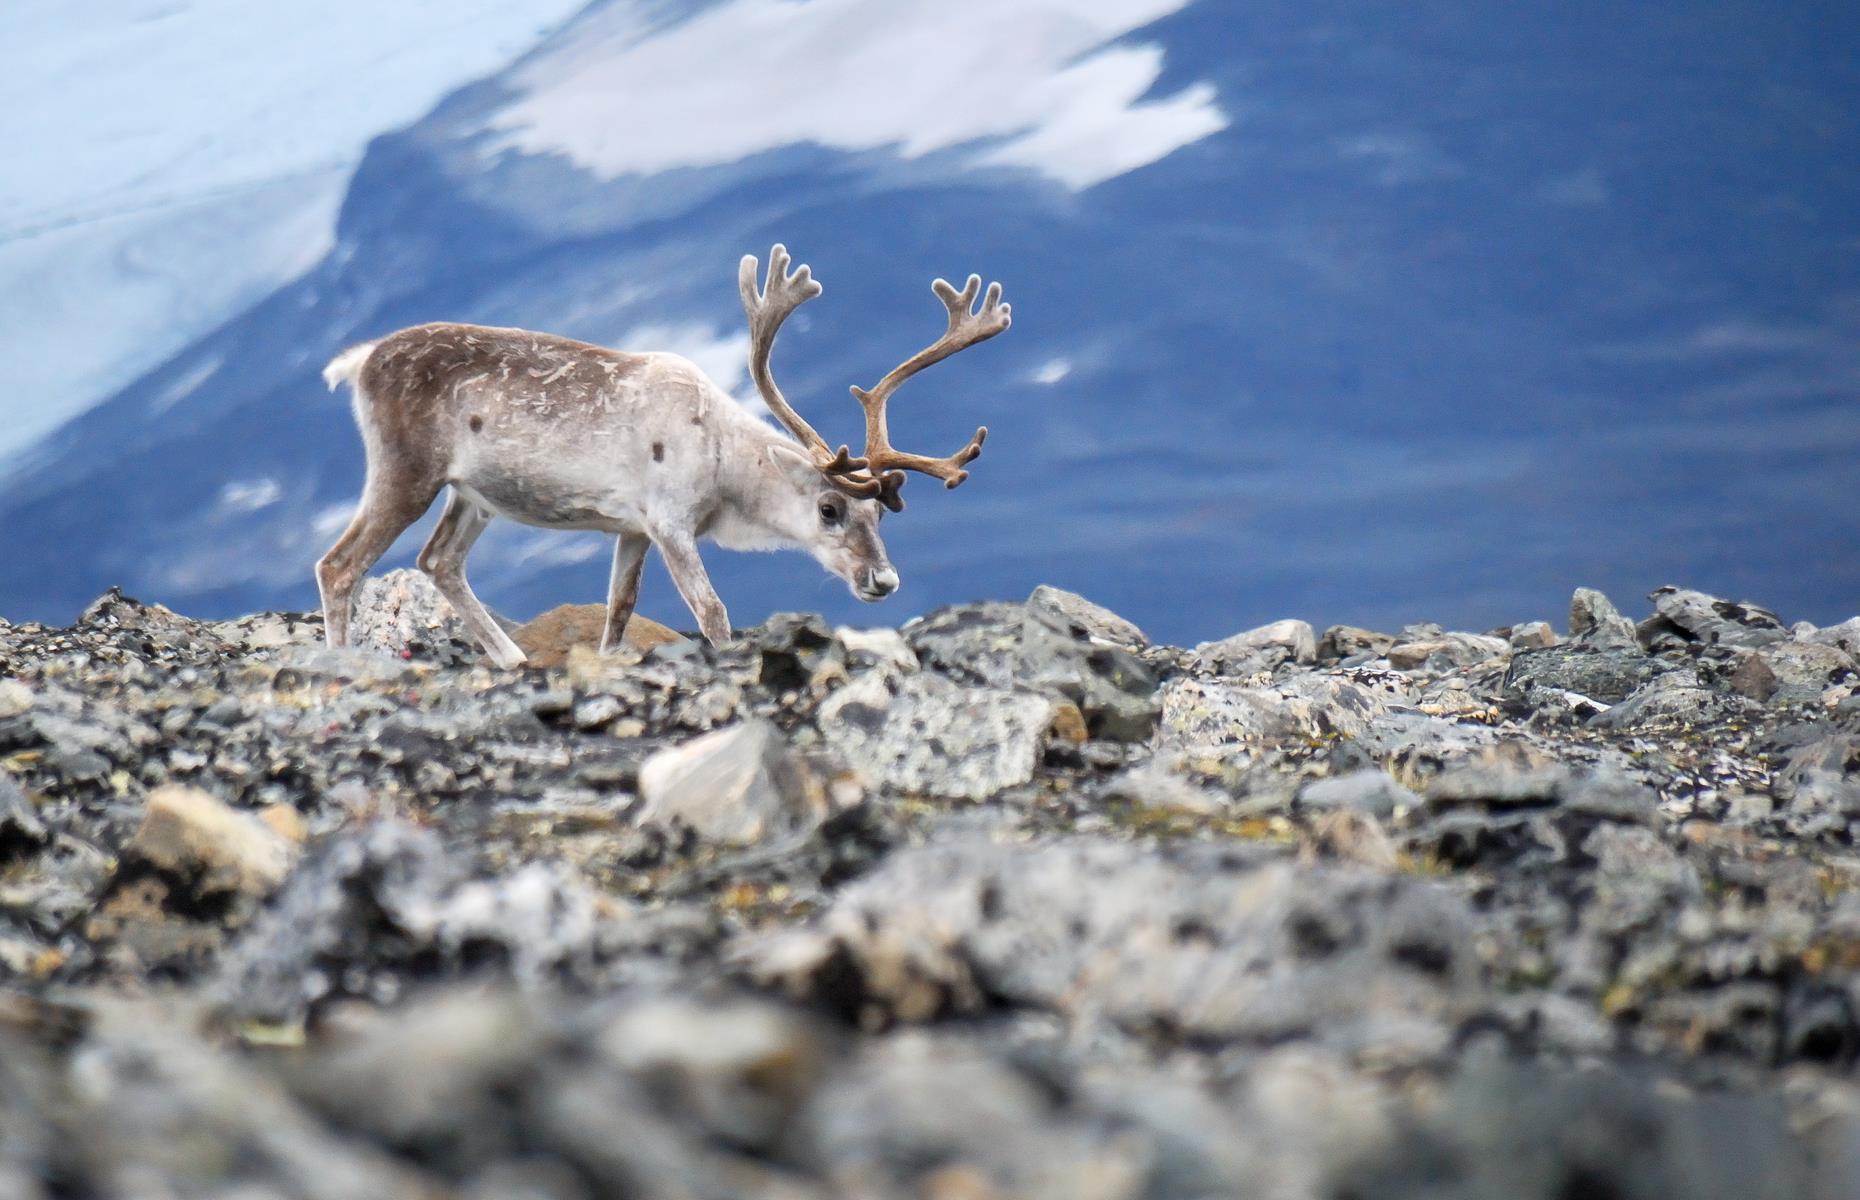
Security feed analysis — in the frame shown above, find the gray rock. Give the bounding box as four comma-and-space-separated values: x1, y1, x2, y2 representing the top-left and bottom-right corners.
1351, 711, 1501, 784
1157, 669, 1411, 758
1639, 585, 1789, 651
1509, 620, 1559, 650
636, 720, 829, 845
1558, 770, 1661, 823
1385, 632, 1509, 671
269, 641, 423, 685
58, 999, 432, 1200
1419, 761, 1657, 823
0, 774, 47, 857
1728, 641, 1858, 702
594, 997, 825, 1150
1426, 761, 1568, 809
282, 987, 551, 1154
1027, 585, 1149, 650
1298, 769, 1419, 818
215, 822, 609, 1023
1319, 624, 1398, 661
123, 785, 297, 899
9, 575, 1860, 1197
1335, 1057, 1823, 1200
1097, 758, 1232, 815
819, 671, 1058, 801
0, 678, 32, 718
905, 602, 1159, 740
212, 610, 323, 653
1569, 586, 1639, 647
804, 1032, 1146, 1199
831, 626, 919, 677
350, 568, 519, 664
1770, 733, 1860, 829
1810, 616, 1860, 658
1589, 677, 1763, 731
1191, 618, 1317, 675
1505, 644, 1669, 705
754, 838, 1482, 1057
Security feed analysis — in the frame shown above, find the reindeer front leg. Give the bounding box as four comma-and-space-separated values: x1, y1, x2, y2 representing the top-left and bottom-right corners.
651, 528, 732, 647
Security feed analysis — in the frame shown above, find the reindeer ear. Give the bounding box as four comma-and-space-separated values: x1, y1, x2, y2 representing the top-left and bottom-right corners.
765, 443, 816, 475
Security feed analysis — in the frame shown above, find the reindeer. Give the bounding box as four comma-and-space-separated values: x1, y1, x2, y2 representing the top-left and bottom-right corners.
315, 245, 1010, 666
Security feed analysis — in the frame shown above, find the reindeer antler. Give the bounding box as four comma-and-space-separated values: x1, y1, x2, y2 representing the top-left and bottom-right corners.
850, 273, 1009, 511
740, 246, 1010, 511
739, 246, 884, 499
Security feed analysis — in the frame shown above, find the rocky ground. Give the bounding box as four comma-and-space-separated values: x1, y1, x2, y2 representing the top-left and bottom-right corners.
5, 575, 1860, 1198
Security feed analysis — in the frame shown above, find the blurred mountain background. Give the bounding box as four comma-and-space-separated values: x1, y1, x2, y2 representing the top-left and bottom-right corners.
1, 0, 1855, 645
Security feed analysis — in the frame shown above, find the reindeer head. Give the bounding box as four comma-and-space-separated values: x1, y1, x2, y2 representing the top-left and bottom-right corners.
739, 245, 1010, 603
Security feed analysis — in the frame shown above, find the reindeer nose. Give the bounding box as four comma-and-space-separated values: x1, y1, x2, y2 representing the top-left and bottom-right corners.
861, 566, 899, 598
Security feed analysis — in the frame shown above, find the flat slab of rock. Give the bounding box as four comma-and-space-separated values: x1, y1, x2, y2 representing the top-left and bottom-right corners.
215, 821, 610, 1023
1508, 621, 1559, 650
1722, 641, 1857, 702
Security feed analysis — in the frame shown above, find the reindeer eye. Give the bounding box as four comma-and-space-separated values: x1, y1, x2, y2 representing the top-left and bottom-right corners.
818, 497, 845, 526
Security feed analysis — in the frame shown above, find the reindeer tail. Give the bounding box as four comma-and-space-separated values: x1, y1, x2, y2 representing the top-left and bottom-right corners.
321, 342, 378, 392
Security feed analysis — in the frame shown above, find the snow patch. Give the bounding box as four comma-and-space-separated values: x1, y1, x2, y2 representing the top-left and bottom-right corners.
149, 355, 226, 417
485, 0, 1224, 190
311, 502, 358, 541
620, 322, 754, 411
511, 531, 607, 567
218, 477, 283, 514
1031, 357, 1073, 385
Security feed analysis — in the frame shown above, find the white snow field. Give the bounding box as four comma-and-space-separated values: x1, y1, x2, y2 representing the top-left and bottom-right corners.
0, 0, 588, 460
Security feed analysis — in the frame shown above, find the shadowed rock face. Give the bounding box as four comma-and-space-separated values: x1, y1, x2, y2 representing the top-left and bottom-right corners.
3, 583, 1860, 1197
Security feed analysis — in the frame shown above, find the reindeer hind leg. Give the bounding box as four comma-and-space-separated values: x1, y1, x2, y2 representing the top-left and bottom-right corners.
316, 469, 442, 648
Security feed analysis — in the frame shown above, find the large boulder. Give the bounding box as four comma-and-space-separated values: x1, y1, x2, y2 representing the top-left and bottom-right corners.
1157, 669, 1411, 758
1026, 585, 1149, 650
1637, 585, 1789, 651
1504, 644, 1670, 707
817, 672, 1060, 801
904, 602, 1159, 740
214, 822, 610, 1024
